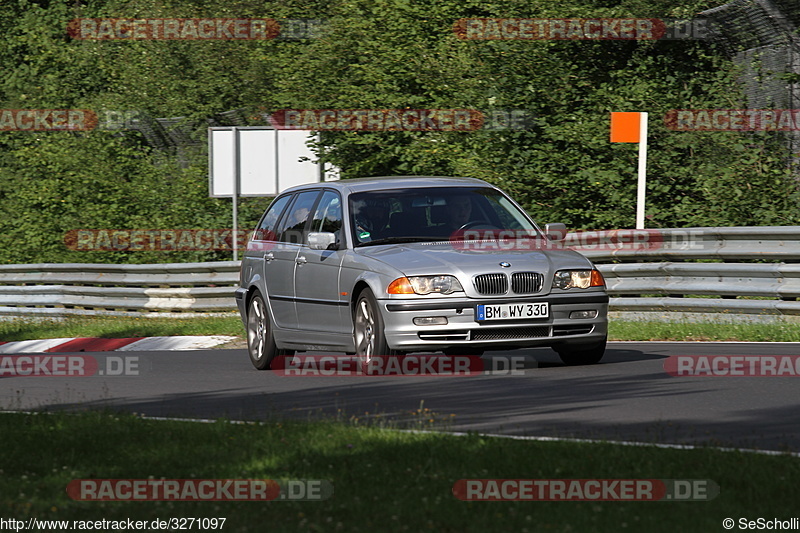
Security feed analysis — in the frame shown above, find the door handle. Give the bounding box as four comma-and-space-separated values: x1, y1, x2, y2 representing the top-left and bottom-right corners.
295, 255, 307, 265
264, 252, 274, 262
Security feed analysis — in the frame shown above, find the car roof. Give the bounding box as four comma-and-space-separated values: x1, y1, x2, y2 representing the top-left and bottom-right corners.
279, 176, 494, 195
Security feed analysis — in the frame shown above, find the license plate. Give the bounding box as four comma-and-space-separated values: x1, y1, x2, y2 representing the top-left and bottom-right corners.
476, 302, 549, 321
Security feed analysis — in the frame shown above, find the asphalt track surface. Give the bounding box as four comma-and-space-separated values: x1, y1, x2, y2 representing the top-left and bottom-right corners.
1, 342, 799, 452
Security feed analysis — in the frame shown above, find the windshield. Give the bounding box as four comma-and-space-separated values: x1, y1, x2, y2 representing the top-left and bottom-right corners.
349, 186, 542, 247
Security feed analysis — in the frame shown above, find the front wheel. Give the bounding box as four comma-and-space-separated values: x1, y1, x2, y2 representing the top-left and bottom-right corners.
247, 293, 290, 370
353, 288, 399, 374
554, 337, 606, 366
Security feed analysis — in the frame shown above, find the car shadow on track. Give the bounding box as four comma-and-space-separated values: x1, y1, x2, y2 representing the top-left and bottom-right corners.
482, 344, 667, 369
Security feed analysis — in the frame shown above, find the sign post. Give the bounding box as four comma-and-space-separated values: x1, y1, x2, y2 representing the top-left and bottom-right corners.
610, 112, 649, 229
209, 127, 334, 260
232, 127, 240, 261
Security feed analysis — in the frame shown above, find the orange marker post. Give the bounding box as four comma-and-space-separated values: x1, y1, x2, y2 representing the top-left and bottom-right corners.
611, 112, 648, 229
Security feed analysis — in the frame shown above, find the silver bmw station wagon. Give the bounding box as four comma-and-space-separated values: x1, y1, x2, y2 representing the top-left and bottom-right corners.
235, 176, 608, 370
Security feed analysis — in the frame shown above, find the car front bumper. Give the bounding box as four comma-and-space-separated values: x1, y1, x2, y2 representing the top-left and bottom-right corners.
234, 287, 248, 328
380, 292, 608, 352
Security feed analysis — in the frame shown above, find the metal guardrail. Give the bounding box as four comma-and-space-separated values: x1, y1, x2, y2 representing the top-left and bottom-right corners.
0, 262, 240, 317
572, 226, 800, 262
2, 227, 800, 317
574, 226, 800, 316
598, 262, 800, 316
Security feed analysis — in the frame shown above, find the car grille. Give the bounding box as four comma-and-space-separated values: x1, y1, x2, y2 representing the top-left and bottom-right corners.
473, 273, 508, 295
471, 326, 551, 341
473, 272, 543, 295
511, 272, 543, 294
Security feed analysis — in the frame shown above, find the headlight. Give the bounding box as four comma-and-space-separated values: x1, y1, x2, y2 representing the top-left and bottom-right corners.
387, 276, 464, 295
553, 270, 605, 289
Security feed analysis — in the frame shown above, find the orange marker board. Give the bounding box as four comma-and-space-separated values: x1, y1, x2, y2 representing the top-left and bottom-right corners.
610, 112, 642, 143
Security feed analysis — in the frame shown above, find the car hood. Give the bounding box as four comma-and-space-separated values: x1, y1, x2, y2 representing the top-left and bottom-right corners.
355, 241, 592, 277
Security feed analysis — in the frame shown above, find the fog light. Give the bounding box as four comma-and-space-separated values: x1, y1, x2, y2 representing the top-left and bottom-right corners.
414, 316, 448, 326
570, 310, 597, 319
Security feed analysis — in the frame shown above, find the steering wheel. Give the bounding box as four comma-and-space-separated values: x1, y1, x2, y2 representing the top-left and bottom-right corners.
457, 220, 499, 231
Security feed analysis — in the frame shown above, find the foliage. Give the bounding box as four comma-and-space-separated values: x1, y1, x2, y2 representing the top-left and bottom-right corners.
0, 0, 796, 263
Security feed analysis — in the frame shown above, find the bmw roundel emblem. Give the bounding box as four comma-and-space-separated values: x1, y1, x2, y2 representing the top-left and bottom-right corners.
499, 262, 511, 268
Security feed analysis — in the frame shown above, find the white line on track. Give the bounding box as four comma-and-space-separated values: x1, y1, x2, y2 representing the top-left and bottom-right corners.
3, 410, 797, 458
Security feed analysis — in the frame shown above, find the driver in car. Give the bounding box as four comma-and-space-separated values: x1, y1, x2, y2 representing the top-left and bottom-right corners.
445, 194, 473, 231
354, 198, 391, 241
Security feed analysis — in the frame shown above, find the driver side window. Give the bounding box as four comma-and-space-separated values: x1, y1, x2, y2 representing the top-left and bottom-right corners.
309, 191, 343, 245
276, 190, 321, 244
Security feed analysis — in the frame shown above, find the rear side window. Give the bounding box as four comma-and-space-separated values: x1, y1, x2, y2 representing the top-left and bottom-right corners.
253, 195, 292, 241
276, 190, 321, 244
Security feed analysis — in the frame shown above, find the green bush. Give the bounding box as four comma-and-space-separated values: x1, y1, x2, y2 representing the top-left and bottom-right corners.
0, 0, 795, 263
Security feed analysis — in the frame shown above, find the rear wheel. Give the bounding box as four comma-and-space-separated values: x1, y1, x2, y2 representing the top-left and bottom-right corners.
555, 337, 606, 366
354, 288, 399, 374
247, 293, 291, 370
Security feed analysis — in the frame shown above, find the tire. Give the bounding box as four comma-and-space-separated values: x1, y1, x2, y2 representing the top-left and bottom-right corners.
555, 337, 607, 366
353, 288, 399, 374
246, 293, 288, 370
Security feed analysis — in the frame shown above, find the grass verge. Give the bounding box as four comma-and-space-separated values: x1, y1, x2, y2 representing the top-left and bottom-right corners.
2, 316, 800, 343
608, 320, 800, 342
1, 411, 797, 532
0, 316, 243, 342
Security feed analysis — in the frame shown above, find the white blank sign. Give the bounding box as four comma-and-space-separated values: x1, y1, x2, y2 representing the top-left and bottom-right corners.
209, 127, 321, 197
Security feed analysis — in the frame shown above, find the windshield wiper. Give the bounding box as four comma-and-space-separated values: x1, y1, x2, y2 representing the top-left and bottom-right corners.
355, 236, 440, 247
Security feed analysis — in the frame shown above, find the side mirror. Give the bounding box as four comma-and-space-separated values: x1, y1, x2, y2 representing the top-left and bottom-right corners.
544, 223, 567, 241
307, 232, 339, 250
